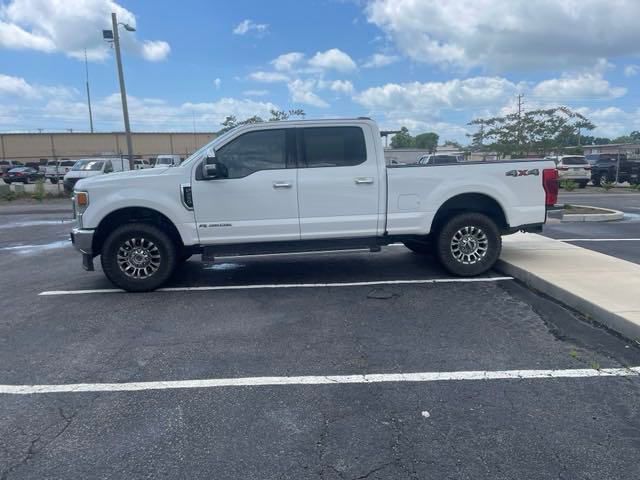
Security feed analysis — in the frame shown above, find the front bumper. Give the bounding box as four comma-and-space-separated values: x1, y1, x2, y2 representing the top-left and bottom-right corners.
71, 227, 95, 271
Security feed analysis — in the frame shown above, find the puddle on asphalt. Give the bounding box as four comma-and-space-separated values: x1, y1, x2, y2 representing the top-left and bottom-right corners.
0, 240, 71, 254
202, 263, 245, 271
0, 219, 73, 229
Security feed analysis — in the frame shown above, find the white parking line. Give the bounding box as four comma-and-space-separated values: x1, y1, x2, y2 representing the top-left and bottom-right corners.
39, 276, 514, 296
2, 366, 638, 395
558, 238, 640, 242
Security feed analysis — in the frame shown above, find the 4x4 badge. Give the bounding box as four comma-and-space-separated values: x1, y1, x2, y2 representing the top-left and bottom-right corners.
506, 169, 540, 177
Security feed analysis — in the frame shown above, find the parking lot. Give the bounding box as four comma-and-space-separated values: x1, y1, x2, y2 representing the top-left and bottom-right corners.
545, 190, 640, 264
1, 205, 640, 479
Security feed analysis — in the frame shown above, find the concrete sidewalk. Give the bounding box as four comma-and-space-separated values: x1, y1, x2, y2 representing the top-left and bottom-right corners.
497, 233, 640, 341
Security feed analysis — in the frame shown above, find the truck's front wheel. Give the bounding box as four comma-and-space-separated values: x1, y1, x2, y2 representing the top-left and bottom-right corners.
435, 213, 501, 277
101, 223, 177, 292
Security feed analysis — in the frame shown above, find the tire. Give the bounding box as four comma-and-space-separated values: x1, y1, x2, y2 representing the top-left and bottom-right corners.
49, 177, 59, 184
435, 212, 501, 277
403, 239, 431, 254
3, 180, 10, 184
23, 177, 29, 184
592, 174, 601, 186
578, 181, 587, 189
100, 223, 177, 292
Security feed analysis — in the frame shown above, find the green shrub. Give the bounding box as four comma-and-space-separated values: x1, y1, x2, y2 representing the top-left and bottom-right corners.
560, 179, 577, 191
32, 179, 46, 202
602, 180, 615, 191
2, 190, 16, 201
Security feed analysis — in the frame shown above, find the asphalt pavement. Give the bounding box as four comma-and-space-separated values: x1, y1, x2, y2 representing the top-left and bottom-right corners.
1, 209, 640, 479
543, 189, 640, 264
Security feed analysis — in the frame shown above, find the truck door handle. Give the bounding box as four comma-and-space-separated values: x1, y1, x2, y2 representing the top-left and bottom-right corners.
354, 177, 374, 184
273, 182, 292, 189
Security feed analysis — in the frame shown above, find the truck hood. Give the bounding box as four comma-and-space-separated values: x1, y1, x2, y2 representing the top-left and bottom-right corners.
75, 166, 171, 190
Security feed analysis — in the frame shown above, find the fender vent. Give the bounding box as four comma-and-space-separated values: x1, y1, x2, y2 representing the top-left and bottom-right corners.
180, 184, 193, 210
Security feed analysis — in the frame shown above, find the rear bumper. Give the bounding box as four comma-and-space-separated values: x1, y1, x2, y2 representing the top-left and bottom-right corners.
70, 228, 95, 271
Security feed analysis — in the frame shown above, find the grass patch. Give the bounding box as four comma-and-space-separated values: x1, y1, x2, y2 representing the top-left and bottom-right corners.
560, 179, 577, 191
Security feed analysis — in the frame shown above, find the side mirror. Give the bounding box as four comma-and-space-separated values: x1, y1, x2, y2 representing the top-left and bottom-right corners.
202, 156, 228, 179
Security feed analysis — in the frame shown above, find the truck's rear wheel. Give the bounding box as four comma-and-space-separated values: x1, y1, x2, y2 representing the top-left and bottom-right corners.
101, 223, 177, 292
435, 212, 501, 277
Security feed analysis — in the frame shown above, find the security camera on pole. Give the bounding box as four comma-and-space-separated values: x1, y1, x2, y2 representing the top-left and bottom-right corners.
103, 13, 136, 170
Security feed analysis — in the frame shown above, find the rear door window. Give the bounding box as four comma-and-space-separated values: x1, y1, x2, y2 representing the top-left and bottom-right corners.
301, 127, 367, 168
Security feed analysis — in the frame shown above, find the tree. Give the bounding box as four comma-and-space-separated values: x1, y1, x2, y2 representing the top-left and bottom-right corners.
611, 131, 640, 144
390, 127, 415, 148
468, 106, 595, 158
414, 132, 439, 152
219, 109, 306, 133
442, 140, 462, 149
268, 109, 306, 121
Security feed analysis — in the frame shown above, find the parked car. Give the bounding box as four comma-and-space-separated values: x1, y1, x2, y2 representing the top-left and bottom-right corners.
134, 159, 152, 170
3, 166, 45, 184
0, 160, 24, 176
418, 154, 463, 165
63, 157, 130, 193
549, 155, 591, 188
45, 159, 77, 184
70, 118, 558, 291
586, 153, 640, 185
153, 154, 182, 168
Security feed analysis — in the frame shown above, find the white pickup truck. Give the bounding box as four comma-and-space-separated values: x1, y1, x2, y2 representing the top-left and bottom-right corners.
71, 118, 558, 291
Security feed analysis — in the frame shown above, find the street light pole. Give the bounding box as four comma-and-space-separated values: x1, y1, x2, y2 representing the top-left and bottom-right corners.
111, 12, 134, 170
84, 49, 94, 133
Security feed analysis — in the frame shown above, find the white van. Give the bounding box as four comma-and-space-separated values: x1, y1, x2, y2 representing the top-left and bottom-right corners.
153, 154, 182, 168
63, 157, 129, 193
134, 159, 152, 170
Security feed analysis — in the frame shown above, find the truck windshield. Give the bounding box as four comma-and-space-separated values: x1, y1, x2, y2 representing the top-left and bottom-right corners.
73, 160, 104, 171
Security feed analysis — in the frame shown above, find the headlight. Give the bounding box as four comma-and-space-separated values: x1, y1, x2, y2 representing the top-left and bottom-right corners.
75, 191, 89, 217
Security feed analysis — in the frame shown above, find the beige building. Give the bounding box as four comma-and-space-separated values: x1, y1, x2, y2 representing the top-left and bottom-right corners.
0, 132, 217, 164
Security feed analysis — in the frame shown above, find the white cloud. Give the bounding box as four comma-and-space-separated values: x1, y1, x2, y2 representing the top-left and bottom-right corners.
272, 52, 305, 71
288, 79, 328, 108
624, 65, 640, 77
232, 19, 268, 36
308, 48, 357, 73
531, 72, 626, 100
354, 77, 521, 114
365, 0, 640, 71
0, 73, 38, 98
242, 89, 268, 97
327, 80, 354, 95
0, 73, 75, 99
214, 78, 222, 90
0, 0, 170, 61
575, 106, 640, 138
362, 53, 399, 68
248, 71, 289, 83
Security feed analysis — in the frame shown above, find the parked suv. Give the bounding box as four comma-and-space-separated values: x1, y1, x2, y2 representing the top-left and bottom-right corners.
586, 153, 640, 185
552, 155, 591, 188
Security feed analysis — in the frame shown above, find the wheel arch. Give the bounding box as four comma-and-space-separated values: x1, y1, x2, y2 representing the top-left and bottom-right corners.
431, 193, 509, 234
92, 206, 184, 255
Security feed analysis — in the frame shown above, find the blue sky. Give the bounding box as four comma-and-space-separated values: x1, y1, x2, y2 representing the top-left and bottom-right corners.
2, 0, 640, 142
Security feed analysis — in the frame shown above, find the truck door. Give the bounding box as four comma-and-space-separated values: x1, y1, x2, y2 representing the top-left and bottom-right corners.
190, 127, 300, 244
297, 125, 381, 239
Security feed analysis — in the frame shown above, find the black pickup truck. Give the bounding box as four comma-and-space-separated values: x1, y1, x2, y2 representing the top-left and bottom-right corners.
586, 153, 640, 185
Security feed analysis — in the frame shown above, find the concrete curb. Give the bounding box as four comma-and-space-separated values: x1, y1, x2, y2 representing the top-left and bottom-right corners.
496, 258, 640, 341
561, 204, 624, 222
